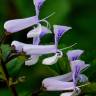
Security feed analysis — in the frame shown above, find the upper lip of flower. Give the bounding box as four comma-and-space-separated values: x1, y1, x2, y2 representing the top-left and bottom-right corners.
67, 50, 84, 61
33, 0, 46, 16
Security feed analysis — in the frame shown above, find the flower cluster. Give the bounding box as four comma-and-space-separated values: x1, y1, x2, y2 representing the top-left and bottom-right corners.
4, 0, 90, 96
42, 50, 90, 96
4, 0, 71, 66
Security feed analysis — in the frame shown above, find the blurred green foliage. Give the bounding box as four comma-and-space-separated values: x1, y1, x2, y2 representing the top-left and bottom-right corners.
0, 0, 96, 96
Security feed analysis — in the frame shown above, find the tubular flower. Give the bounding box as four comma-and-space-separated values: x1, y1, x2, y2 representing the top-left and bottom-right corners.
42, 50, 90, 96
4, 0, 46, 33
42, 25, 71, 65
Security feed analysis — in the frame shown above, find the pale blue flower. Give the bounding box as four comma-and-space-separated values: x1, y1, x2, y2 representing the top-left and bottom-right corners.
42, 56, 90, 96
4, 16, 39, 33
4, 0, 46, 33
42, 25, 71, 65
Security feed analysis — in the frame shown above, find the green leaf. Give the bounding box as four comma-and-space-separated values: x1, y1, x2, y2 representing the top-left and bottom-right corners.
0, 73, 3, 79
0, 88, 12, 96
0, 44, 11, 61
0, 64, 6, 80
15, 63, 58, 96
6, 56, 26, 76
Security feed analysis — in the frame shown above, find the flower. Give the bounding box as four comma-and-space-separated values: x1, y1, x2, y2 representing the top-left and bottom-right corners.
4, 16, 39, 33
70, 60, 90, 86
42, 73, 81, 96
67, 50, 90, 84
11, 24, 71, 66
42, 50, 63, 65
24, 24, 72, 66
27, 24, 51, 38
60, 87, 81, 96
42, 60, 89, 90
4, 0, 48, 34
25, 55, 40, 66
42, 73, 75, 91
42, 25, 71, 65
60, 92, 75, 96
42, 50, 90, 96
4, 0, 52, 66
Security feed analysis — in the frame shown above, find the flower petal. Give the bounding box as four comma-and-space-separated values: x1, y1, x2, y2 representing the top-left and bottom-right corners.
42, 51, 63, 65
78, 74, 88, 83
60, 87, 81, 96
60, 92, 74, 96
33, 0, 46, 16
40, 25, 51, 37
11, 41, 25, 52
27, 24, 51, 38
4, 16, 38, 33
33, 36, 40, 45
25, 55, 39, 66
27, 24, 41, 66
27, 24, 42, 38
73, 64, 81, 85
67, 50, 84, 61
70, 60, 90, 85
23, 45, 57, 55
70, 60, 89, 72
42, 54, 59, 65
42, 78, 75, 91
11, 41, 57, 55
54, 25, 71, 46
44, 72, 72, 82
